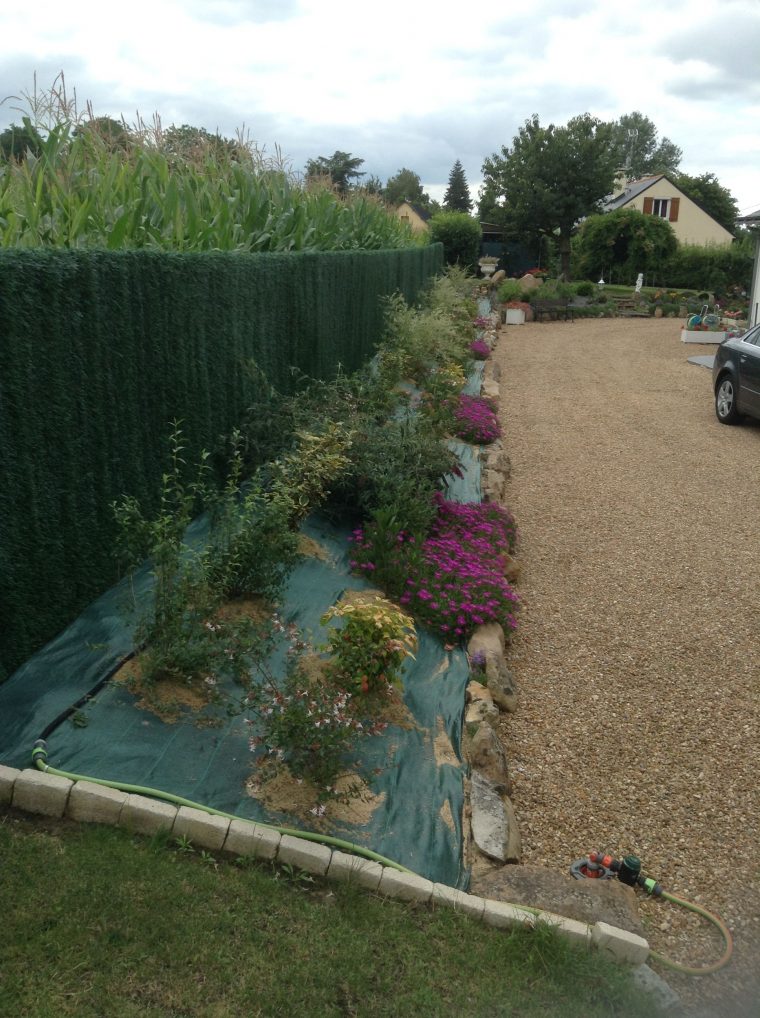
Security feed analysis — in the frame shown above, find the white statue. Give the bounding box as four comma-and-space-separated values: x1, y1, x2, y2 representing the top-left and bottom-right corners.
635, 273, 643, 293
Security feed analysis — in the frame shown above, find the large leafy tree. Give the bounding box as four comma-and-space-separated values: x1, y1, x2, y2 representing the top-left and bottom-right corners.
0, 119, 43, 161
161, 124, 239, 162
442, 159, 473, 213
573, 208, 678, 284
674, 172, 738, 234
305, 150, 365, 194
74, 115, 133, 151
609, 112, 682, 178
482, 113, 618, 279
383, 167, 434, 210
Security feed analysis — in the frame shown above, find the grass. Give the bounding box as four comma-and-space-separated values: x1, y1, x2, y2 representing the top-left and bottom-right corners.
0, 809, 661, 1017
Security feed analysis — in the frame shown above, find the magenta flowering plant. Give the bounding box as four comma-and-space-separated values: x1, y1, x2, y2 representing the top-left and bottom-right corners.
453, 394, 501, 444
350, 495, 519, 642
470, 338, 491, 360
473, 316, 490, 328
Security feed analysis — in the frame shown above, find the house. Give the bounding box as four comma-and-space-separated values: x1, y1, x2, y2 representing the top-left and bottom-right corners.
604, 174, 734, 248
395, 201, 431, 234
738, 208, 760, 327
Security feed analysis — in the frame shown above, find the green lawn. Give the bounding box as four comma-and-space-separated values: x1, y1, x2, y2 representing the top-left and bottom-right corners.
0, 810, 661, 1017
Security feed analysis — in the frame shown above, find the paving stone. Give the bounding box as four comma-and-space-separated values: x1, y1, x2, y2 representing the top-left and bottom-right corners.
120, 794, 177, 836
430, 884, 485, 919
378, 868, 434, 903
277, 834, 332, 876
0, 764, 20, 804
223, 818, 281, 861
591, 921, 650, 965
67, 780, 127, 825
483, 898, 535, 930
12, 768, 72, 818
326, 851, 383, 891
173, 806, 230, 851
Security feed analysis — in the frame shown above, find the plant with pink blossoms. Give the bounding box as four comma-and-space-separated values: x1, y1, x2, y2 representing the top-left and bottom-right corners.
470, 338, 491, 361
453, 394, 501, 444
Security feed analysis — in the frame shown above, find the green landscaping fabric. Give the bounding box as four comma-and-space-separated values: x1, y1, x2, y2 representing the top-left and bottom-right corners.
0, 512, 471, 887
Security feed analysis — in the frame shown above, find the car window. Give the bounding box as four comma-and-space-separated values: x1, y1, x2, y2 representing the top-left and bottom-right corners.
741, 325, 760, 347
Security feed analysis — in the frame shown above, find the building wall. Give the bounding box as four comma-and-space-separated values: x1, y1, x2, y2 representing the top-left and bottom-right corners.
750, 234, 760, 327
626, 179, 734, 248
396, 202, 430, 235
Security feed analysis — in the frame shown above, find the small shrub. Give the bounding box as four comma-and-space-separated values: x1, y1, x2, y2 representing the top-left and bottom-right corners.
470, 338, 490, 360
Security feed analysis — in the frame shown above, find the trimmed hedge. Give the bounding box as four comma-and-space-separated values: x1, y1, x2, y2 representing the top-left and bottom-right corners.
0, 244, 443, 679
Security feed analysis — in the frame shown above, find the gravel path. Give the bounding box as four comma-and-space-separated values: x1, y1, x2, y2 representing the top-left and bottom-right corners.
493, 317, 760, 1016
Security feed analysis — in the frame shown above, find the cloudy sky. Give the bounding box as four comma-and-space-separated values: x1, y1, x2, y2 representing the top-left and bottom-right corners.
1, 0, 758, 214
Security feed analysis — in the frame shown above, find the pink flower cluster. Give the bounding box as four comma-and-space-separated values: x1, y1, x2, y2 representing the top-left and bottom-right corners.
454, 394, 501, 444
470, 338, 491, 360
349, 495, 519, 641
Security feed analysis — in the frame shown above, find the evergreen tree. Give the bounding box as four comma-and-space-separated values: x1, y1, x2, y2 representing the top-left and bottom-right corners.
443, 160, 473, 213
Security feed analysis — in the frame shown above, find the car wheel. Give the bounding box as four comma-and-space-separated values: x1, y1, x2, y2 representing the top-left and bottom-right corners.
715, 375, 740, 424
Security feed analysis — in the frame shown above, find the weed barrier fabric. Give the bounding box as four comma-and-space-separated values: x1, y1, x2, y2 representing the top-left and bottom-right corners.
0, 512, 473, 888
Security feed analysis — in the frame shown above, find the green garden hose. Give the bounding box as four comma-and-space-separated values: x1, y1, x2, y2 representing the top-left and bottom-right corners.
649, 889, 733, 976
32, 739, 414, 874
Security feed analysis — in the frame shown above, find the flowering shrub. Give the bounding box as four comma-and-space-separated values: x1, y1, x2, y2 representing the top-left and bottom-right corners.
321, 596, 417, 697
453, 394, 501, 444
473, 316, 490, 328
470, 338, 491, 360
350, 496, 519, 641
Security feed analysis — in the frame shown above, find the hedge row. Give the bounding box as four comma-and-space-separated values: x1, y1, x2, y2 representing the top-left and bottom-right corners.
0, 245, 444, 679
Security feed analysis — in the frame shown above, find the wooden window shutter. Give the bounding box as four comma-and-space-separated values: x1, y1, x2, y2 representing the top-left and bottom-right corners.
669, 197, 680, 222
643, 197, 653, 214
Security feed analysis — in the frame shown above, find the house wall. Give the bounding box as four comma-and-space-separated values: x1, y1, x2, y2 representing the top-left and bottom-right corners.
627, 179, 734, 248
750, 234, 760, 327
396, 202, 429, 235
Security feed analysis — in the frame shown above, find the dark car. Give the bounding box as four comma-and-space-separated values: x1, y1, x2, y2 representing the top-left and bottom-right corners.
712, 323, 760, 424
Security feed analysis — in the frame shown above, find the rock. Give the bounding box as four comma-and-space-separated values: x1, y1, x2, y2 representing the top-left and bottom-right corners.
485, 656, 518, 713
468, 623, 506, 660
466, 680, 493, 704
502, 553, 521, 584
465, 698, 499, 728
470, 865, 645, 937
490, 270, 506, 285
470, 771, 521, 863
519, 273, 542, 291
469, 723, 511, 792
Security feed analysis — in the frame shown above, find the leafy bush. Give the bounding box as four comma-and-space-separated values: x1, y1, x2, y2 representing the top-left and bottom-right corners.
574, 281, 595, 297
429, 211, 481, 269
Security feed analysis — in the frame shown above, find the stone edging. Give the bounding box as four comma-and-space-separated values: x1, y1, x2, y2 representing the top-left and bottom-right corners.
0, 763, 649, 967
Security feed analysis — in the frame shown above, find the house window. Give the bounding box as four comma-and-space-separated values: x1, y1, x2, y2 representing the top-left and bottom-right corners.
400, 215, 409, 223
652, 198, 670, 218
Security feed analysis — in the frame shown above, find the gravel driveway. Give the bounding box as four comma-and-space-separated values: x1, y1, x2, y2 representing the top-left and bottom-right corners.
493, 317, 760, 1016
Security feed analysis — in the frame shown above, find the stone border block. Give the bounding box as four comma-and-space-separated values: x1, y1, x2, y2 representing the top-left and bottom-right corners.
431, 883, 485, 919
12, 768, 72, 818
277, 833, 332, 876
0, 764, 20, 805
483, 899, 535, 931
327, 850, 383, 892
67, 780, 127, 826
223, 818, 281, 861
538, 912, 591, 948
378, 868, 434, 903
121, 794, 177, 836
173, 806, 230, 851
591, 921, 649, 965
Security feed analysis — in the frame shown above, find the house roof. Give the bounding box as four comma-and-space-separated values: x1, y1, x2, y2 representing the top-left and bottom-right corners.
738, 208, 760, 225
400, 201, 432, 222
603, 174, 665, 212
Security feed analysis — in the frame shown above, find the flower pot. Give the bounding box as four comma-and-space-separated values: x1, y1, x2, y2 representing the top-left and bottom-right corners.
505, 308, 526, 325
680, 329, 729, 344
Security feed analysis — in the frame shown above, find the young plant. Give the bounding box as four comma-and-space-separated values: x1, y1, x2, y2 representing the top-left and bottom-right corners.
321, 595, 417, 698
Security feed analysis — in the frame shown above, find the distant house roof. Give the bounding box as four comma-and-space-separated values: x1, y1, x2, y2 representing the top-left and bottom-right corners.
738, 208, 760, 225
404, 202, 432, 222
603, 174, 667, 212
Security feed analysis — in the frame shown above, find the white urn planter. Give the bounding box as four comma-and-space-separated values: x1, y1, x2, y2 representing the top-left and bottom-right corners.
505, 308, 526, 325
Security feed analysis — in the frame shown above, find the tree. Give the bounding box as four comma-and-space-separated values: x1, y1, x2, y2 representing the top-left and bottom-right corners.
674, 172, 738, 234
482, 113, 618, 280
609, 112, 681, 178
442, 160, 473, 213
305, 151, 365, 194
573, 208, 678, 284
383, 167, 434, 210
0, 119, 43, 161
74, 115, 133, 151
161, 124, 239, 162
429, 211, 481, 269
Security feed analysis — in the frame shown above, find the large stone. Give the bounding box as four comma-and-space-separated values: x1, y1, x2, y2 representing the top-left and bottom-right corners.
67, 780, 127, 826
519, 273, 542, 291
469, 723, 510, 792
12, 769, 72, 818
470, 864, 645, 937
468, 623, 506, 660
485, 657, 518, 713
470, 771, 521, 863
465, 698, 499, 729
0, 765, 20, 805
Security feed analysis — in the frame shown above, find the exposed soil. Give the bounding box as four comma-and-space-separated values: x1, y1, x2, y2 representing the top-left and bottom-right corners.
493, 317, 760, 1016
